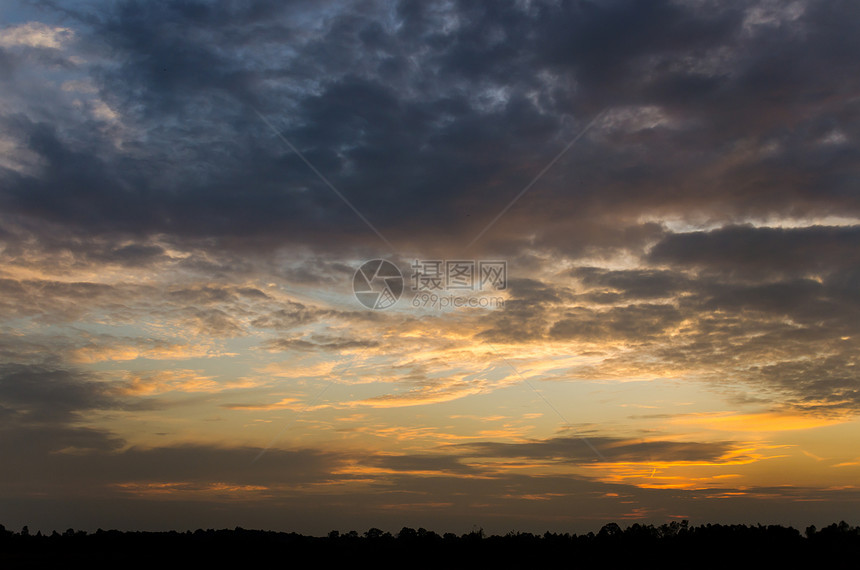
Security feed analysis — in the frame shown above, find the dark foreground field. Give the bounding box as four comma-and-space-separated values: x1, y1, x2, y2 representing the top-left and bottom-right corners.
2, 521, 859, 568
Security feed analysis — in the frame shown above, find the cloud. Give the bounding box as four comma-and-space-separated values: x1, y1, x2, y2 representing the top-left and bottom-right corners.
0, 442, 347, 494
0, 364, 123, 424
572, 267, 693, 300
549, 304, 683, 343
648, 225, 860, 279
362, 453, 478, 475
455, 436, 741, 465
0, 364, 131, 456
0, 424, 124, 456
260, 335, 380, 353
350, 377, 486, 408
1, 0, 860, 534
70, 340, 221, 364
221, 397, 300, 411
0, 0, 856, 258
0, 22, 74, 49
122, 370, 259, 396
675, 411, 846, 432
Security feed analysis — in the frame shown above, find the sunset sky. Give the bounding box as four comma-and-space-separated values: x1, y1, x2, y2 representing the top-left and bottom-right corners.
1, 0, 859, 534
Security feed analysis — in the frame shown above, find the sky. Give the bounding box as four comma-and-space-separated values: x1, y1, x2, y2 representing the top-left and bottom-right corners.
1, 0, 859, 535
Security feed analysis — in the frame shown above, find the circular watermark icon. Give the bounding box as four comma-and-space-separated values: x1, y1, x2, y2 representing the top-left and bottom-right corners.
353, 259, 403, 310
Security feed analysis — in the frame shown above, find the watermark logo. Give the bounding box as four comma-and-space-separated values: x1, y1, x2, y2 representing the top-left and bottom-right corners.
353, 259, 506, 310
411, 292, 505, 310
353, 259, 404, 310
411, 260, 507, 292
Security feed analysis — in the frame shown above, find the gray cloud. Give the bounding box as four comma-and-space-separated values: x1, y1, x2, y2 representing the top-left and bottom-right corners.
0, 0, 855, 256
572, 267, 693, 300
549, 304, 683, 343
648, 225, 860, 280
261, 335, 380, 352
0, 364, 131, 459
5, 434, 849, 535
455, 436, 739, 464
364, 453, 478, 475
0, 364, 122, 424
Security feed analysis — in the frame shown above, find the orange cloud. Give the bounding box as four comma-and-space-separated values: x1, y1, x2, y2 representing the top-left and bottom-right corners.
121, 370, 259, 395
113, 481, 269, 498
71, 342, 223, 363
676, 411, 846, 432
221, 397, 301, 411
349, 377, 486, 408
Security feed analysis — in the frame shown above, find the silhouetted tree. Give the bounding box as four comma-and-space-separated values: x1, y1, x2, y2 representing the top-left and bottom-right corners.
0, 520, 857, 566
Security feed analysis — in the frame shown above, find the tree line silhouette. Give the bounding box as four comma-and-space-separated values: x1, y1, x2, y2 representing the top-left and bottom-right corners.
2, 521, 858, 567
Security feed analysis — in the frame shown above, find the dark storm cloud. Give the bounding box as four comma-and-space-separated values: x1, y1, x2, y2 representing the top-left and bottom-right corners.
536, 0, 743, 99
523, 0, 860, 231
572, 267, 692, 299
648, 225, 860, 279
0, 0, 855, 255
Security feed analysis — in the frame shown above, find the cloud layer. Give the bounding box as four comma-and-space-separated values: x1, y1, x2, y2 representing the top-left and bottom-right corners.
1, 0, 859, 533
